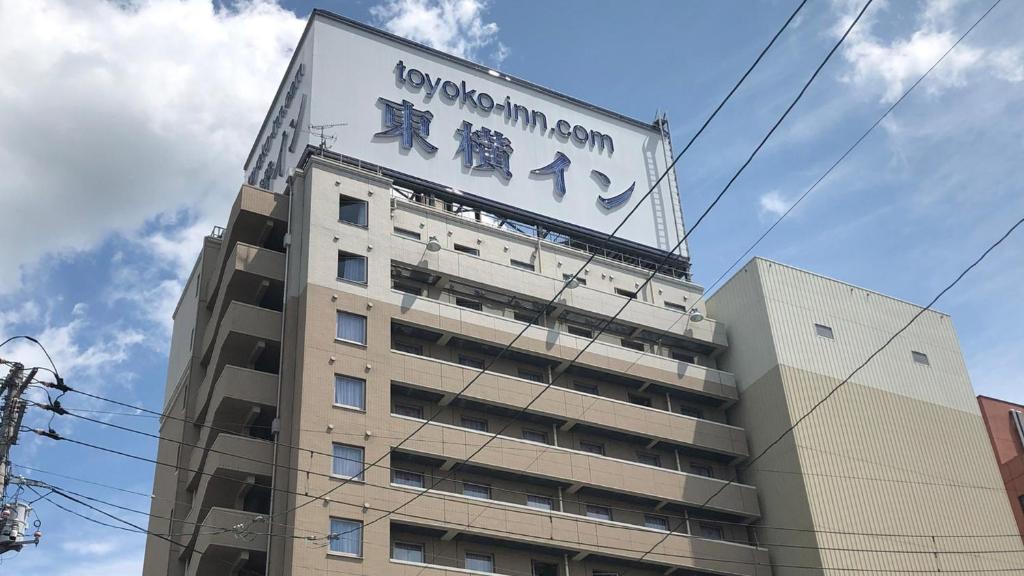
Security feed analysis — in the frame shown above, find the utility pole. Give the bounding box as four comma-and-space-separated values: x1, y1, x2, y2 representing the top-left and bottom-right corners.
0, 362, 42, 554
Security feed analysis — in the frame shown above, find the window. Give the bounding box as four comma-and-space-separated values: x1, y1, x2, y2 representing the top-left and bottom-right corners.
518, 368, 544, 383
563, 273, 586, 286
392, 280, 423, 296
644, 515, 669, 531
461, 416, 488, 432
620, 338, 645, 352
700, 523, 724, 540
663, 301, 686, 313
393, 227, 421, 240
332, 444, 364, 481
394, 403, 424, 419
573, 381, 599, 396
334, 375, 365, 410
566, 324, 593, 338
585, 504, 612, 521
393, 542, 424, 563
592, 572, 620, 576
393, 341, 423, 355
513, 310, 536, 323
677, 405, 704, 419
579, 441, 605, 455
455, 297, 483, 311
336, 312, 367, 345
393, 469, 425, 488
814, 323, 834, 339
465, 552, 494, 573
526, 494, 553, 510
329, 518, 362, 555
510, 259, 535, 271
458, 355, 485, 370
637, 452, 661, 467
670, 349, 695, 363
690, 463, 714, 478
912, 350, 930, 366
463, 482, 491, 500
628, 394, 652, 407
615, 287, 637, 299
337, 251, 367, 283
522, 429, 548, 444
454, 243, 479, 256
533, 561, 559, 576
339, 197, 368, 227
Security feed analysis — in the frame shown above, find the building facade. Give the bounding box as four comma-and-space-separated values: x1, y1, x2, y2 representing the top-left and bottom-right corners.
978, 395, 1024, 539
142, 8, 1024, 576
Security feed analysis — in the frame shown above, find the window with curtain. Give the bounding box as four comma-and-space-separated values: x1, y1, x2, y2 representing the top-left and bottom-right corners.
334, 375, 365, 410
329, 518, 362, 555
332, 444, 364, 480
393, 469, 425, 488
339, 196, 368, 226
337, 252, 367, 283
392, 542, 424, 563
336, 312, 367, 344
464, 553, 494, 572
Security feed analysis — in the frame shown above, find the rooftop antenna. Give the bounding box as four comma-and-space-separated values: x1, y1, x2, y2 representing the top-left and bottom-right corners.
309, 123, 347, 155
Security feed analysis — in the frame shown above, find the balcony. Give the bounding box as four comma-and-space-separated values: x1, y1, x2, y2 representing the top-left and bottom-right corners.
390, 351, 748, 460
390, 233, 727, 349
206, 242, 284, 335
387, 293, 737, 403
186, 433, 273, 498
184, 508, 267, 576
378, 486, 771, 576
193, 365, 277, 434
388, 416, 760, 519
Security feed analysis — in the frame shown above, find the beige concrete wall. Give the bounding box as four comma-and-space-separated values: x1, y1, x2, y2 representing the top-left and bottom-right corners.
708, 258, 1024, 575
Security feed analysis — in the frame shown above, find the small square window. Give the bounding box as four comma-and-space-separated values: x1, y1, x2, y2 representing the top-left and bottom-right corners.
510, 259, 535, 271
394, 403, 424, 419
458, 355, 486, 370
393, 469, 425, 488
339, 197, 368, 227
579, 441, 605, 456
526, 494, 553, 510
329, 518, 362, 555
912, 351, 930, 366
677, 405, 703, 419
461, 416, 488, 432
690, 464, 714, 478
585, 504, 612, 521
644, 515, 669, 531
620, 338, 645, 352
670, 349, 695, 363
454, 243, 480, 256
513, 310, 536, 323
392, 280, 423, 296
338, 251, 367, 283
563, 273, 586, 286
463, 482, 491, 500
628, 394, 652, 407
336, 312, 367, 345
567, 324, 593, 338
334, 375, 365, 410
700, 523, 724, 540
332, 444, 364, 481
663, 301, 686, 313
615, 287, 637, 299
392, 541, 425, 563
637, 452, 661, 467
518, 368, 544, 383
814, 323, 834, 339
393, 227, 421, 240
455, 297, 483, 311
465, 553, 494, 572
522, 429, 548, 444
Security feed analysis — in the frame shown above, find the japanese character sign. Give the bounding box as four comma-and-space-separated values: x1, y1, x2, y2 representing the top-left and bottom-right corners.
456, 121, 513, 180
376, 98, 438, 154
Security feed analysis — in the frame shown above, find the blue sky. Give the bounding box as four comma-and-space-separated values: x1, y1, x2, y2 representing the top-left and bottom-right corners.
0, 0, 1022, 573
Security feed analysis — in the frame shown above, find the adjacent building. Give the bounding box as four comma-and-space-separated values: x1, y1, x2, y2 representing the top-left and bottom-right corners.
978, 395, 1024, 539
142, 8, 1024, 576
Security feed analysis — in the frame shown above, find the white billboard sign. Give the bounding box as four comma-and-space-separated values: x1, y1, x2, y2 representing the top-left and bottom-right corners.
244, 11, 687, 255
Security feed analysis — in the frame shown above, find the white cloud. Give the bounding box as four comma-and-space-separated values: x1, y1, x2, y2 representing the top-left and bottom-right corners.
0, 0, 304, 293
371, 0, 508, 64
834, 0, 1018, 103
758, 190, 792, 218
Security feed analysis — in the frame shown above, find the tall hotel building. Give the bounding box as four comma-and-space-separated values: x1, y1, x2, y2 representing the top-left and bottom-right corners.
142, 10, 1024, 576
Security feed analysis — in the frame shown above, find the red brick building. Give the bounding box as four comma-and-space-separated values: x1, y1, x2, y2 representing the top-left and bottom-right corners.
978, 395, 1024, 540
